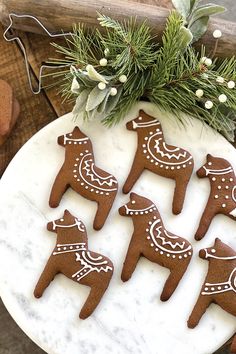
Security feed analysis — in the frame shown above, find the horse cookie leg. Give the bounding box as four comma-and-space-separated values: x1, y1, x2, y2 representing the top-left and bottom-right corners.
195, 204, 216, 241
160, 262, 189, 301
172, 174, 192, 215
188, 295, 212, 328
34, 260, 58, 298
123, 154, 144, 194
93, 195, 116, 230
121, 240, 141, 282
79, 274, 112, 319
49, 168, 69, 208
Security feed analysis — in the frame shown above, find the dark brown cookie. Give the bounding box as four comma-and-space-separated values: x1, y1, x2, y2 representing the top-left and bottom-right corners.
119, 192, 192, 301
49, 126, 118, 230
123, 110, 194, 215
195, 154, 236, 241
34, 210, 114, 319
188, 238, 236, 351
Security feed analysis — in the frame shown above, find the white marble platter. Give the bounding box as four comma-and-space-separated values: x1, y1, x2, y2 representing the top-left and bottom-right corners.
0, 101, 235, 354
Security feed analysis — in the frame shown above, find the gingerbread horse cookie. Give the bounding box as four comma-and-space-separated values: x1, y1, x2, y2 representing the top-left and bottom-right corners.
195, 154, 236, 240
123, 110, 194, 214
49, 126, 118, 230
188, 238, 236, 353
34, 210, 114, 319
119, 193, 192, 301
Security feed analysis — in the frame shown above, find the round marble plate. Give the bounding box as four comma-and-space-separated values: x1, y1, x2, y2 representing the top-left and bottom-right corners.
0, 102, 235, 354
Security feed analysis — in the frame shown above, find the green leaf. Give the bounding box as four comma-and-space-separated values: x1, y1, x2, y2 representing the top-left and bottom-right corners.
97, 91, 110, 113
179, 26, 193, 48
86, 65, 108, 83
86, 86, 108, 111
189, 16, 209, 42
72, 89, 91, 115
190, 0, 197, 11
105, 87, 123, 114
172, 0, 190, 18
190, 4, 225, 25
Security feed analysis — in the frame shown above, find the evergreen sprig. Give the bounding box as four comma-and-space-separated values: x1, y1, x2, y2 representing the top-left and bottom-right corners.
47, 5, 236, 141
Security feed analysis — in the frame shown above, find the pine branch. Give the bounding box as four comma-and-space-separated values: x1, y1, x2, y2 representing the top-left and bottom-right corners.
45, 10, 236, 141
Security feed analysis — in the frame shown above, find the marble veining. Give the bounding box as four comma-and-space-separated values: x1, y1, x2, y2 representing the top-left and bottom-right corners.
0, 101, 235, 354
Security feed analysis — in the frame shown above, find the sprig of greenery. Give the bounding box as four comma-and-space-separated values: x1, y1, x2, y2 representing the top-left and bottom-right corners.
47, 6, 236, 141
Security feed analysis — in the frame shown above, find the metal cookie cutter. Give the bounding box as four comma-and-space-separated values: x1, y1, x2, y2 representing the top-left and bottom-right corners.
3, 13, 73, 94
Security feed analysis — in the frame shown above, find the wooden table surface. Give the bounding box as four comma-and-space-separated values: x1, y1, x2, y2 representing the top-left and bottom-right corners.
0, 0, 234, 353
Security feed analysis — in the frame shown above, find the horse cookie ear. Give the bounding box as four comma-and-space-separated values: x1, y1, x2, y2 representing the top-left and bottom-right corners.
207, 153, 213, 160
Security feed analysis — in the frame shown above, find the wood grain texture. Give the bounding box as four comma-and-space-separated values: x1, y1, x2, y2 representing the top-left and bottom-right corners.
0, 0, 236, 58
0, 25, 57, 175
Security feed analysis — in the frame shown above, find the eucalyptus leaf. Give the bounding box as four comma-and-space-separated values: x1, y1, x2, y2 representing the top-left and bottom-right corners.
97, 91, 111, 113
76, 71, 96, 87
190, 0, 197, 11
189, 16, 209, 42
72, 89, 91, 115
179, 26, 193, 48
86, 86, 109, 112
172, 0, 190, 18
71, 77, 80, 94
105, 87, 123, 115
86, 64, 108, 83
189, 4, 225, 26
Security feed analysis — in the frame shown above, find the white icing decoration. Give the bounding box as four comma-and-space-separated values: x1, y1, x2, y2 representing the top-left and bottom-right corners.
154, 139, 187, 160
78, 153, 117, 193
125, 204, 156, 215
83, 159, 117, 187
149, 220, 191, 255
232, 186, 236, 202
53, 243, 86, 256
64, 135, 89, 145
145, 134, 192, 167
132, 119, 160, 129
203, 166, 233, 176
72, 251, 112, 282
201, 268, 236, 295
204, 249, 236, 260
52, 218, 84, 231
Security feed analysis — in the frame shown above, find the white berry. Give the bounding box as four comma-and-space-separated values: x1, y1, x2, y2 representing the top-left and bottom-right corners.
216, 76, 224, 83
228, 80, 235, 89
119, 75, 127, 83
195, 89, 204, 98
200, 56, 207, 63
202, 73, 209, 79
218, 94, 227, 103
205, 100, 213, 109
104, 48, 109, 57
110, 87, 117, 96
99, 58, 108, 66
213, 29, 222, 38
204, 58, 212, 67
98, 82, 106, 90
